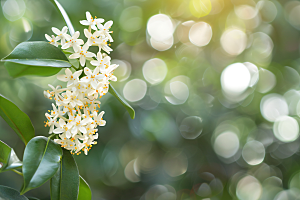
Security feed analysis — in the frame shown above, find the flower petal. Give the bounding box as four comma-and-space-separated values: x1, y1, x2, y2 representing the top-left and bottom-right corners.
85, 52, 96, 57
90, 60, 100, 66
73, 31, 80, 39
80, 20, 90, 26
84, 29, 92, 38
69, 53, 80, 59
45, 34, 52, 41
80, 56, 86, 66
86, 11, 92, 21
52, 27, 61, 35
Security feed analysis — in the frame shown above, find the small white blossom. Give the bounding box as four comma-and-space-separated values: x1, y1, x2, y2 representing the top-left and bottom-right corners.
62, 31, 84, 52
90, 52, 111, 70
69, 43, 96, 66
45, 34, 59, 47
97, 20, 114, 42
80, 67, 104, 89
57, 68, 83, 87
80, 11, 104, 30
53, 119, 73, 138
84, 29, 101, 46
97, 39, 113, 54
52, 26, 68, 45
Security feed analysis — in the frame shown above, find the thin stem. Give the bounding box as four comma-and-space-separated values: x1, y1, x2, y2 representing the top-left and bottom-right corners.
12, 169, 23, 176
48, 134, 56, 139
71, 65, 78, 70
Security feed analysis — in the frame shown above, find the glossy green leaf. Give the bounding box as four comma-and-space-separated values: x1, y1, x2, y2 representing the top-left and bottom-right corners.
0, 140, 22, 172
1, 41, 71, 78
50, 149, 79, 200
189, 0, 211, 18
0, 95, 35, 145
0, 185, 28, 200
109, 85, 135, 119
27, 198, 40, 200
48, 0, 75, 36
21, 136, 62, 194
4, 62, 62, 78
78, 176, 92, 200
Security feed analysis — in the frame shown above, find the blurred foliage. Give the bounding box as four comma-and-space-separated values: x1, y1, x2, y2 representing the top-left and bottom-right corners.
2, 0, 300, 199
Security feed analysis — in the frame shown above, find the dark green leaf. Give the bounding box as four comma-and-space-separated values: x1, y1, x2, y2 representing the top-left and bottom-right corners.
1, 41, 71, 78
109, 85, 135, 119
50, 149, 79, 200
48, 0, 75, 36
27, 198, 40, 200
0, 95, 35, 145
4, 62, 62, 78
21, 136, 62, 194
0, 140, 22, 172
0, 185, 28, 200
78, 176, 92, 200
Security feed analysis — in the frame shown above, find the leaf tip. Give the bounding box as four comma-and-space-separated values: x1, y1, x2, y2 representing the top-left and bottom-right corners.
130, 111, 135, 119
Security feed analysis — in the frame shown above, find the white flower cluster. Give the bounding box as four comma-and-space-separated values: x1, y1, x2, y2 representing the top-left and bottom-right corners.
44, 11, 118, 155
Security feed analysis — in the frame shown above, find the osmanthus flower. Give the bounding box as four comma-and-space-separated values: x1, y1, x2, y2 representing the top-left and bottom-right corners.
97, 21, 114, 42
70, 115, 92, 136
53, 118, 73, 138
93, 111, 106, 126
48, 103, 64, 119
62, 31, 84, 52
62, 90, 84, 107
69, 43, 96, 66
84, 29, 101, 46
45, 34, 59, 47
57, 68, 83, 87
80, 67, 104, 89
44, 113, 57, 134
52, 26, 68, 45
44, 11, 120, 155
100, 63, 118, 82
97, 39, 113, 54
80, 11, 104, 30
90, 52, 111, 70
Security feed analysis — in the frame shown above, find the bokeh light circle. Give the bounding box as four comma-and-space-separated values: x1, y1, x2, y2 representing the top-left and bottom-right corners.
235, 5, 257, 20
214, 131, 239, 158
147, 14, 173, 42
273, 116, 299, 143
221, 63, 251, 96
142, 58, 168, 85
123, 79, 147, 102
179, 116, 203, 139
242, 141, 265, 165
260, 94, 289, 122
188, 22, 212, 47
236, 176, 262, 200
220, 29, 247, 56
2, 0, 26, 21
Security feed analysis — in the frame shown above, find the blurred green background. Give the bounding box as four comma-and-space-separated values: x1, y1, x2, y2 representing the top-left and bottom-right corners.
2, 0, 300, 199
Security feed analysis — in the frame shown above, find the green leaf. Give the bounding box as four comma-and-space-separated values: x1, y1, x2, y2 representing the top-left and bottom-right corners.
108, 85, 135, 119
78, 176, 92, 200
4, 62, 62, 78
50, 149, 79, 200
0, 140, 22, 173
0, 95, 35, 145
21, 136, 62, 194
189, 0, 211, 18
1, 41, 71, 78
0, 185, 29, 200
48, 0, 75, 36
